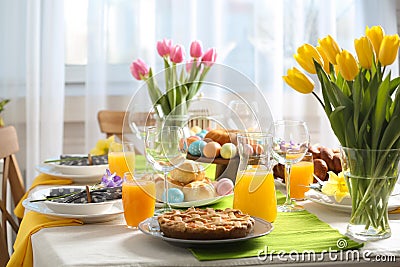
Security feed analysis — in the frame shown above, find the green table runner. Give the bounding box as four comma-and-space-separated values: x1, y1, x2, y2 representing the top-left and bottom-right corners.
191, 192, 363, 261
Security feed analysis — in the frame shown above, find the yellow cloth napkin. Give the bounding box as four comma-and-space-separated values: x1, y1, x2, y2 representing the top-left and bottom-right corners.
7, 211, 83, 267
14, 173, 73, 219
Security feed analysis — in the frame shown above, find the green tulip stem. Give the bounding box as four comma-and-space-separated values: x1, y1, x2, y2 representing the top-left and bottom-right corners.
312, 91, 325, 109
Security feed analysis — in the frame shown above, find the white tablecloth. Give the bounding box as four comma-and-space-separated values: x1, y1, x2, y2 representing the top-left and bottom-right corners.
30, 187, 400, 267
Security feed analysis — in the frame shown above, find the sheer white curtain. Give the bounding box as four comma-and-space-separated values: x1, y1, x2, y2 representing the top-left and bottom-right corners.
0, 0, 65, 187
1, 0, 398, 187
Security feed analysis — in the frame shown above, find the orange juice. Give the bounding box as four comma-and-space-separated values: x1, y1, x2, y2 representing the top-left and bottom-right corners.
108, 151, 135, 178
233, 169, 277, 222
122, 180, 155, 228
290, 161, 314, 200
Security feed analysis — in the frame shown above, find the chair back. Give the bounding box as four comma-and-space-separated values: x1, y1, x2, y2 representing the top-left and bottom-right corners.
97, 110, 127, 140
0, 125, 25, 264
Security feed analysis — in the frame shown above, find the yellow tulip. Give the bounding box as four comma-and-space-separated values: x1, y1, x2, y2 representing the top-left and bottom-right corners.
378, 34, 400, 66
354, 37, 374, 69
294, 44, 323, 74
321, 172, 350, 203
336, 50, 359, 81
318, 35, 341, 65
282, 67, 315, 94
365, 25, 385, 59
316, 45, 331, 74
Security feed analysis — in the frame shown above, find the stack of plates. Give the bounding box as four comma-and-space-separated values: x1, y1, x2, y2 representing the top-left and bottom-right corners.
35, 154, 108, 184
23, 186, 123, 223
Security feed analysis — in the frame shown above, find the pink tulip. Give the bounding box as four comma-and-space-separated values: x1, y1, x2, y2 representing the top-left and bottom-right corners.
190, 40, 203, 58
170, 44, 185, 63
130, 59, 149, 80
156, 38, 172, 57
201, 48, 217, 67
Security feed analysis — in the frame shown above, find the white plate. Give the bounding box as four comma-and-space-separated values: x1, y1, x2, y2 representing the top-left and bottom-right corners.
305, 189, 400, 213
47, 162, 108, 176
35, 163, 106, 184
155, 193, 233, 208
23, 197, 123, 224
139, 216, 273, 247
31, 187, 120, 215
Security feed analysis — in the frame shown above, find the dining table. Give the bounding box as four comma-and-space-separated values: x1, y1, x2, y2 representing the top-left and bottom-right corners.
10, 156, 400, 267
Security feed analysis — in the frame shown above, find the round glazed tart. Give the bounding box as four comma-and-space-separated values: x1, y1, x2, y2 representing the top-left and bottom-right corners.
157, 207, 255, 240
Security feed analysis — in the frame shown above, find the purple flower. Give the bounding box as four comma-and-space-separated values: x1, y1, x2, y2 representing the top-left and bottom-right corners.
101, 169, 123, 187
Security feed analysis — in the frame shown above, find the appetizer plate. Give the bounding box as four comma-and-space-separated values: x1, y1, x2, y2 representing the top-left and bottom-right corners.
139, 216, 273, 247
305, 188, 400, 213
155, 193, 233, 208
48, 162, 108, 176
31, 187, 120, 215
23, 190, 123, 223
35, 163, 106, 184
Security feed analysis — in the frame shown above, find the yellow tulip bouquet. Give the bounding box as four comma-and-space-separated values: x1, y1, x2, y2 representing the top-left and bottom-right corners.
283, 25, 400, 239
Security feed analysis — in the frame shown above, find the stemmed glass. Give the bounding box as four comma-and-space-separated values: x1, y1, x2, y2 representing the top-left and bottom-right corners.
144, 125, 188, 212
271, 120, 310, 212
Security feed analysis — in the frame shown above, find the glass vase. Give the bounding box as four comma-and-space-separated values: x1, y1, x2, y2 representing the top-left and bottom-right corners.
340, 147, 400, 241
158, 114, 190, 137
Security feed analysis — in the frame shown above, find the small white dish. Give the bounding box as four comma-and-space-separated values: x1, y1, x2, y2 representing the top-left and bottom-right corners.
139, 215, 273, 247
155, 193, 233, 209
35, 164, 105, 184
305, 189, 400, 213
31, 187, 121, 215
23, 198, 123, 223
48, 163, 108, 176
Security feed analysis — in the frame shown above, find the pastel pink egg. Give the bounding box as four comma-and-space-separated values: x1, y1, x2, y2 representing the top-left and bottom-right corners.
216, 178, 234, 195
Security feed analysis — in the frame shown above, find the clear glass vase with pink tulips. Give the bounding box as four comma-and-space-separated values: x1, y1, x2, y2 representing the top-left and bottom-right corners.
130, 39, 217, 119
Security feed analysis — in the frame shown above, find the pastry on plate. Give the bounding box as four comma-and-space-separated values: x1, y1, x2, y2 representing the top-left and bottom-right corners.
157, 207, 255, 240
169, 160, 205, 185
182, 180, 216, 202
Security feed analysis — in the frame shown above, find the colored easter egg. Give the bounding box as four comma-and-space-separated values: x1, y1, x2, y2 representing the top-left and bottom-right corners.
187, 135, 201, 147
220, 143, 237, 159
162, 188, 184, 203
243, 143, 254, 156
252, 144, 264, 155
202, 141, 221, 158
196, 131, 206, 138
188, 140, 206, 156
190, 126, 202, 134
216, 178, 234, 196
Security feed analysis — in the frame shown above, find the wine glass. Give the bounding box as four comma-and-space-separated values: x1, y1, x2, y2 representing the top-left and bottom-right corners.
127, 104, 161, 155
145, 125, 188, 212
271, 120, 310, 212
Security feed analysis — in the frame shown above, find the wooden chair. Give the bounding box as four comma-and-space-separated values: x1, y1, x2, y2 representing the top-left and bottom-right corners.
97, 110, 157, 140
0, 125, 25, 265
97, 110, 127, 140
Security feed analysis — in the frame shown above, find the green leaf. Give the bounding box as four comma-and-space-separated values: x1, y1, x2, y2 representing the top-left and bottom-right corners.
331, 82, 353, 108
389, 76, 400, 96
372, 75, 391, 148
379, 115, 400, 149
315, 63, 333, 116
329, 106, 347, 145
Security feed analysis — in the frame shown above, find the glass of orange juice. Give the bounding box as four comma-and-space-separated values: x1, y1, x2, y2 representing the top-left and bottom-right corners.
290, 152, 314, 200
122, 171, 156, 228
233, 132, 277, 223
108, 141, 135, 178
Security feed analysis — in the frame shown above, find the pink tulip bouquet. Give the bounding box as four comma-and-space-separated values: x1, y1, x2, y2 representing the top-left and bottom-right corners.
130, 39, 217, 117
